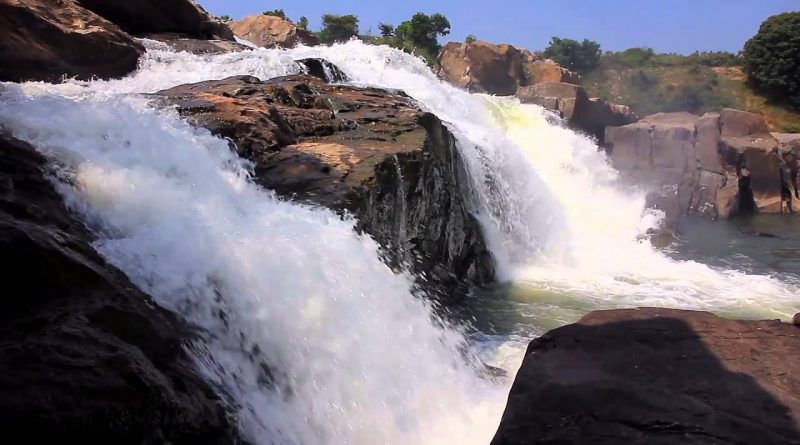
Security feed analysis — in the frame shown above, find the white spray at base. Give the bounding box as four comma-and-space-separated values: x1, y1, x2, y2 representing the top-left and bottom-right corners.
1, 38, 798, 444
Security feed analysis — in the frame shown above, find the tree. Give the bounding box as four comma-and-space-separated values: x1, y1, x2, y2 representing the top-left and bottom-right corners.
379, 22, 395, 38
742, 12, 800, 109
262, 9, 288, 20
465, 35, 477, 44
394, 12, 451, 63
542, 37, 602, 73
217, 15, 231, 22
318, 14, 359, 44
297, 16, 309, 30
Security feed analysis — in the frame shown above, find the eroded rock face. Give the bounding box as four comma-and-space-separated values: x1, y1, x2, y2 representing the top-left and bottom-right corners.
606, 109, 794, 220
141, 33, 250, 55
517, 82, 637, 143
0, 135, 241, 444
155, 74, 494, 299
436, 41, 581, 96
76, 0, 234, 40
0, 0, 144, 82
493, 308, 800, 445
230, 15, 319, 48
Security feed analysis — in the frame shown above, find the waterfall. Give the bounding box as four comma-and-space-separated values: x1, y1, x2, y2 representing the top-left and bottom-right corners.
1, 38, 797, 444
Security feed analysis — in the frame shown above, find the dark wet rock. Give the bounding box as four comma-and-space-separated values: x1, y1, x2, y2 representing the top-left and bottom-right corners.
493, 308, 800, 445
75, 0, 234, 40
0, 134, 243, 444
0, 0, 144, 82
296, 58, 348, 83
155, 74, 494, 301
142, 33, 249, 55
794, 313, 800, 327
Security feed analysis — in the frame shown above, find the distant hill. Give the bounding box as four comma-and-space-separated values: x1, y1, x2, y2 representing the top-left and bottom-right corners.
581, 51, 800, 132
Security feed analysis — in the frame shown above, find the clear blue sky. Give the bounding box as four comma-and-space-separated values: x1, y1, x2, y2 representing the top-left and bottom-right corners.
199, 1, 799, 54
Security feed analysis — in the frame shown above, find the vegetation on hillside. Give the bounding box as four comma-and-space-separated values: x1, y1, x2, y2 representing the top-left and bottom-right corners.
542, 37, 602, 73
318, 14, 360, 44
742, 12, 800, 110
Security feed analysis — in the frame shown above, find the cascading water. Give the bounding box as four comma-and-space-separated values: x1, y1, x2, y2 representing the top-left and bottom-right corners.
1, 38, 798, 444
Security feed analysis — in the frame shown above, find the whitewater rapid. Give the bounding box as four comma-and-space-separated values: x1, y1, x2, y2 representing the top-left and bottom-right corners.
1, 38, 798, 445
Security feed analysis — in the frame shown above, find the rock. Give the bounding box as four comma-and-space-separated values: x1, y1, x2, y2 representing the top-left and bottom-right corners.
75, 0, 234, 40
436, 41, 581, 96
774, 133, 800, 156
719, 108, 771, 137
606, 110, 794, 220
517, 82, 637, 143
296, 58, 348, 83
0, 0, 144, 82
230, 15, 319, 48
794, 313, 800, 327
436, 41, 525, 96
155, 73, 494, 300
0, 134, 242, 444
141, 33, 249, 54
524, 59, 582, 85
492, 308, 800, 445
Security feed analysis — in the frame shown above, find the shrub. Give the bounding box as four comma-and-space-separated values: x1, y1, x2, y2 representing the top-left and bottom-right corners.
742, 12, 800, 109
542, 37, 602, 73
262, 9, 287, 20
318, 14, 359, 44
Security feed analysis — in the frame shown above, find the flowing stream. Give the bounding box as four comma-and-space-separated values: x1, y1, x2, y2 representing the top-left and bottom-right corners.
1, 39, 798, 444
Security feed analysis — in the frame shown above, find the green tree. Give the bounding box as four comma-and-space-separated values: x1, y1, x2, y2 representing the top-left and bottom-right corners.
262, 9, 288, 20
217, 15, 231, 22
379, 22, 395, 38
465, 34, 477, 44
543, 37, 602, 73
297, 16, 309, 30
394, 12, 451, 63
318, 14, 359, 44
742, 12, 800, 109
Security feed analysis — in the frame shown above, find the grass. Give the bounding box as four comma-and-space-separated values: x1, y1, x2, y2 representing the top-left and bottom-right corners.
583, 65, 800, 132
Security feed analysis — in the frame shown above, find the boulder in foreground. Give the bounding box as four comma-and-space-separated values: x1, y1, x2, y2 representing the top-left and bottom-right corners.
0, 0, 144, 82
493, 308, 800, 445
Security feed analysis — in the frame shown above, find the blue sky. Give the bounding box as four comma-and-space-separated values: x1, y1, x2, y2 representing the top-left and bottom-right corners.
199, 1, 799, 54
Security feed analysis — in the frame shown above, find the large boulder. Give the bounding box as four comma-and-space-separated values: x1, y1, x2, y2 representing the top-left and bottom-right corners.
436, 41, 526, 95
0, 0, 144, 82
517, 82, 637, 143
0, 134, 242, 444
155, 73, 494, 300
524, 58, 582, 85
606, 109, 793, 219
492, 308, 800, 445
230, 15, 319, 48
75, 0, 234, 40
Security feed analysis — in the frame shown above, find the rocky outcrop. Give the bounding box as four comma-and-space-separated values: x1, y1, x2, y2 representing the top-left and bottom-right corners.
517, 82, 637, 143
230, 15, 319, 48
0, 134, 242, 444
76, 0, 234, 40
436, 41, 581, 96
155, 74, 494, 300
493, 308, 800, 445
606, 109, 796, 220
0, 0, 144, 82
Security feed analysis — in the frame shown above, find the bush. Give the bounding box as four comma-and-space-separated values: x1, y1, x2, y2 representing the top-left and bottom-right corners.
542, 37, 601, 73
394, 12, 450, 63
318, 14, 359, 44
297, 16, 309, 31
262, 9, 287, 20
465, 34, 477, 44
742, 12, 800, 109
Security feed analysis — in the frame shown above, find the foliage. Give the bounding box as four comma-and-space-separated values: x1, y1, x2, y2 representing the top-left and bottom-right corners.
318, 14, 359, 44
742, 12, 800, 109
394, 13, 451, 64
297, 16, 309, 30
379, 23, 394, 38
465, 34, 477, 44
216, 15, 231, 22
542, 37, 602, 73
262, 9, 287, 20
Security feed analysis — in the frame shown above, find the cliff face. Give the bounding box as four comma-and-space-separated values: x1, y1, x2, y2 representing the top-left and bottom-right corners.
0, 134, 242, 444
156, 73, 495, 300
